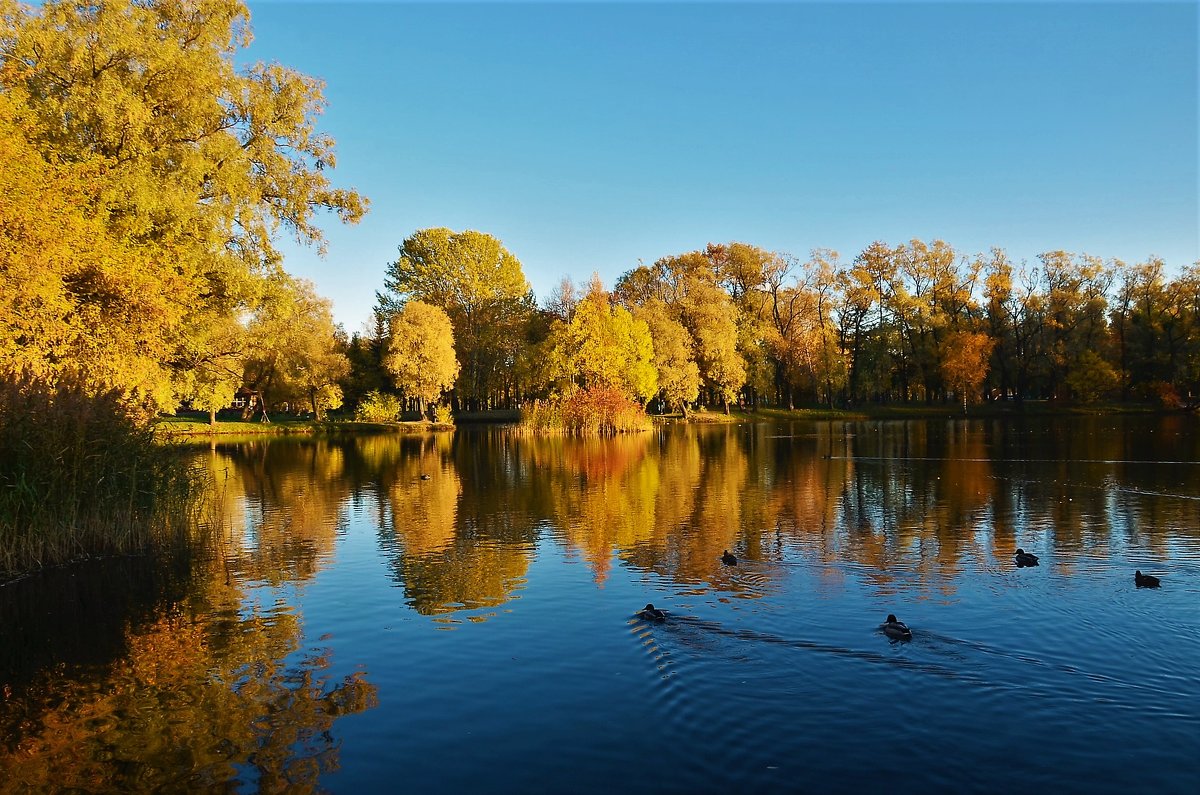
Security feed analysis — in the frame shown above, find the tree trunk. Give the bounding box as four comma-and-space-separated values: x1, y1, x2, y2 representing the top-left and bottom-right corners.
209, 408, 217, 427
311, 388, 324, 422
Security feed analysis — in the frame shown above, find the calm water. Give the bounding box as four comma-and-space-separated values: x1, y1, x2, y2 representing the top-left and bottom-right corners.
3, 417, 1200, 792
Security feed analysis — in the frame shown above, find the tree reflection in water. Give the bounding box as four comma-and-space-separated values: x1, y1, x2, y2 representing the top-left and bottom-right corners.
3, 417, 1198, 789
0, 559, 377, 791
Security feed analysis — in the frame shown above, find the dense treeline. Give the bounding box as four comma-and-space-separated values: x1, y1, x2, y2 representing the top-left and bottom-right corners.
360, 233, 1200, 416
2, 1, 1197, 430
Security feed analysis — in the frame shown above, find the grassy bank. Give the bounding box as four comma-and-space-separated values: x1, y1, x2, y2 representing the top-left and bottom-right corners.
0, 378, 209, 584
156, 415, 454, 438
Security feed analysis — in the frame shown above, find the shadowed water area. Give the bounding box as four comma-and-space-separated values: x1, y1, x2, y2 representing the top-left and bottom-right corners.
2, 416, 1199, 792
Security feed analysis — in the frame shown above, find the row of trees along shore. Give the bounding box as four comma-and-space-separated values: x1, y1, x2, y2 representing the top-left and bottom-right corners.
356, 232, 1200, 419
3, 1, 1200, 433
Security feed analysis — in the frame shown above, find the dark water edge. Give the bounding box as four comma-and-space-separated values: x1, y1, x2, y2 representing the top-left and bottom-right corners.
0, 555, 195, 694
2, 416, 1199, 792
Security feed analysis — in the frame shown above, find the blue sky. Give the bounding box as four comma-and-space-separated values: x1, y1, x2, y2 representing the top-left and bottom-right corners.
244, 2, 1199, 333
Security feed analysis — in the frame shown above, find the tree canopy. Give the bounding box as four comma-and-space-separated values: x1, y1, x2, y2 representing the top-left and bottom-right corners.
384, 300, 460, 414
379, 228, 535, 410
0, 0, 364, 411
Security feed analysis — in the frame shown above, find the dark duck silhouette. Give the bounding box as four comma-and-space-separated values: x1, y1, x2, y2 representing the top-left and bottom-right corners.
637, 603, 667, 621
881, 614, 913, 640
419, 474, 431, 481
721, 550, 738, 566
1014, 548, 1039, 567
1134, 570, 1161, 588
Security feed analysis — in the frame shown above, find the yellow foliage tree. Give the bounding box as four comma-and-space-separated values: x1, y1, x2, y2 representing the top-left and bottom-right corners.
380, 228, 533, 409
547, 278, 657, 404
0, 0, 364, 409
384, 300, 461, 417
242, 276, 350, 421
940, 331, 995, 413
634, 299, 700, 415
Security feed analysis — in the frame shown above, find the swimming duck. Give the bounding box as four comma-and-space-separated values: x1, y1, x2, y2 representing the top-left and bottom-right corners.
1134, 570, 1160, 588
1014, 548, 1039, 567
419, 474, 431, 481
721, 550, 738, 566
881, 614, 912, 640
637, 603, 667, 621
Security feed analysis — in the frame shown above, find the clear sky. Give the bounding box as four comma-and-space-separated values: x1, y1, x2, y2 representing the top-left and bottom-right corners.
243, 1, 1199, 334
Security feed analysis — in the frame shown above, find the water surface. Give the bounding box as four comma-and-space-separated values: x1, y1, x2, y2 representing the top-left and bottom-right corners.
3, 417, 1199, 792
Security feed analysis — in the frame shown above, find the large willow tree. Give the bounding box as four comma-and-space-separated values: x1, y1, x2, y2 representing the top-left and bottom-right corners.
0, 0, 365, 408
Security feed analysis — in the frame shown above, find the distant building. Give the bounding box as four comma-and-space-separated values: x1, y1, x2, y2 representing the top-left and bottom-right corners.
231, 387, 259, 410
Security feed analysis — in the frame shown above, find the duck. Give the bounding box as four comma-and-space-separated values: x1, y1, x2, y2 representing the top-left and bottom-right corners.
1014, 548, 1039, 567
721, 550, 738, 566
1134, 570, 1161, 588
637, 603, 667, 621
419, 474, 431, 481
881, 614, 913, 640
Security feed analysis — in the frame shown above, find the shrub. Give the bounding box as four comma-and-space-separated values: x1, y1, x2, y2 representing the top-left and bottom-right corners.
354, 390, 402, 423
1149, 381, 1183, 409
431, 403, 454, 425
1066, 351, 1119, 404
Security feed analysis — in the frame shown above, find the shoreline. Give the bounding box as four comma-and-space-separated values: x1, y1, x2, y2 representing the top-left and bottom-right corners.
156, 417, 456, 438
156, 401, 1187, 438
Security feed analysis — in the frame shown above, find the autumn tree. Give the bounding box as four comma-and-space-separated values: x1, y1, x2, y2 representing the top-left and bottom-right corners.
940, 331, 995, 413
1166, 264, 1200, 405
1037, 251, 1114, 399
840, 241, 895, 402
0, 93, 185, 406
0, 0, 365, 409
176, 315, 247, 425
616, 251, 746, 412
806, 249, 848, 407
379, 228, 535, 410
242, 276, 350, 420
633, 300, 700, 415
546, 277, 657, 404
546, 276, 581, 323
384, 301, 460, 418
707, 242, 786, 407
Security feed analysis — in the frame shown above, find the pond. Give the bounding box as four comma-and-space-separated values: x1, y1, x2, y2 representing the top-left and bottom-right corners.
3, 416, 1199, 792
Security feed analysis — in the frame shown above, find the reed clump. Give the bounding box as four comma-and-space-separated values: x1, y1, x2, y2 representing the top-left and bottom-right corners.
0, 374, 206, 583
519, 385, 652, 435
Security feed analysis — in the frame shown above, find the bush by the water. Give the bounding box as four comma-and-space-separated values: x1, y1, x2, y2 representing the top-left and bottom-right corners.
0, 375, 203, 582
519, 386, 652, 435
355, 390, 402, 423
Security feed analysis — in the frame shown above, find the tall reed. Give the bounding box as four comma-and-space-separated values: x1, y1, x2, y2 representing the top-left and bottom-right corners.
518, 385, 652, 436
0, 374, 206, 582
